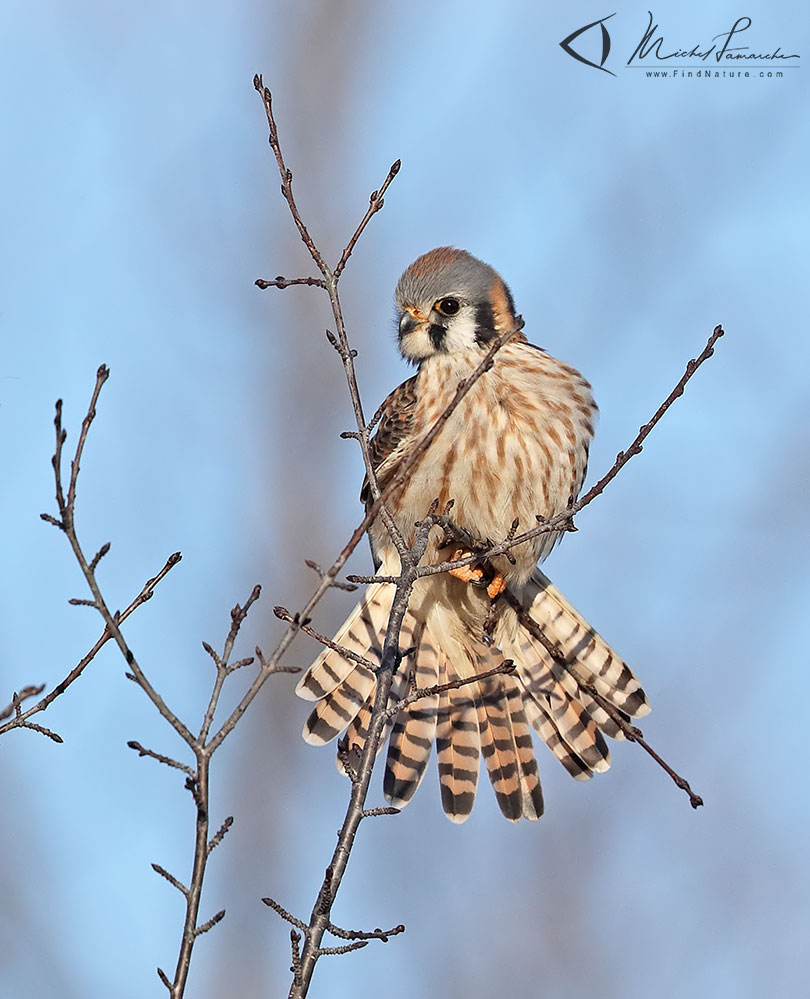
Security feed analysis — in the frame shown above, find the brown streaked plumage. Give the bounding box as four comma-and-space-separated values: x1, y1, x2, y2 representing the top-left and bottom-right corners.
297, 248, 650, 822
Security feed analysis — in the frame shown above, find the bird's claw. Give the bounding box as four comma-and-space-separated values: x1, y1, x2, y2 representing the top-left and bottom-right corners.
448, 550, 507, 601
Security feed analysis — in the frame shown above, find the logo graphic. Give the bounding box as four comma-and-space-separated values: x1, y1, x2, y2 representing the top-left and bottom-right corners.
559, 13, 617, 76
560, 11, 799, 79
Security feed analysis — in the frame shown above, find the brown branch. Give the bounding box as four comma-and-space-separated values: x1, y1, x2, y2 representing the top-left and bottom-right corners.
304, 559, 358, 592
365, 319, 525, 534
273, 605, 378, 672
326, 920, 405, 942
414, 323, 726, 579
0, 382, 181, 743
334, 159, 401, 279
152, 863, 189, 898
286, 516, 437, 998
316, 941, 369, 956
38, 366, 297, 998
253, 74, 410, 563
127, 741, 195, 779
385, 660, 517, 719
207, 816, 234, 855
253, 76, 329, 276
500, 588, 703, 809
262, 896, 311, 933
193, 909, 226, 938
256, 275, 327, 290
584, 684, 704, 809
0, 684, 45, 721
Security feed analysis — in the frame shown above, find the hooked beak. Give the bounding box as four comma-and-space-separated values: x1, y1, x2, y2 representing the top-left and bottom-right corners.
398, 306, 427, 340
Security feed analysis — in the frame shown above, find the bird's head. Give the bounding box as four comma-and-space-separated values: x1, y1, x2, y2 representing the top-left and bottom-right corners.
394, 247, 519, 363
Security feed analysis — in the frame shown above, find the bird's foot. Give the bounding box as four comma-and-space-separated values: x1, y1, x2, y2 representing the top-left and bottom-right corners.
448, 550, 507, 601
448, 549, 485, 585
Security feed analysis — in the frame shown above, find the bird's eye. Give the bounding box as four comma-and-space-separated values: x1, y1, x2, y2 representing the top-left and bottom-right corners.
435, 297, 460, 316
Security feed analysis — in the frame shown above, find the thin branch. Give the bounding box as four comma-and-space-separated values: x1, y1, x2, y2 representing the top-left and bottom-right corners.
152, 863, 189, 898
127, 740, 196, 779
262, 897, 310, 933
194, 909, 226, 938
207, 816, 234, 855
256, 275, 327, 290
198, 586, 262, 745
251, 87, 721, 997
326, 920, 405, 942
253, 76, 329, 275
273, 605, 378, 672
290, 932, 303, 991
0, 684, 45, 721
385, 660, 517, 719
38, 370, 290, 999
288, 517, 438, 998
0, 476, 180, 740
414, 324, 726, 578
584, 684, 704, 809
317, 941, 369, 956
304, 559, 358, 592
334, 159, 401, 279
500, 588, 703, 808
253, 74, 410, 564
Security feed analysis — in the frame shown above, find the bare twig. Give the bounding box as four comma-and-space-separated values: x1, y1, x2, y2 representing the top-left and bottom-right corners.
290, 932, 303, 991
304, 559, 358, 592
500, 588, 703, 808
37, 368, 295, 999
256, 275, 327, 290
193, 909, 226, 937
273, 605, 378, 672
326, 920, 405, 942
385, 660, 517, 718
413, 324, 726, 579
334, 159, 401, 279
0, 382, 181, 743
584, 684, 704, 809
127, 741, 195, 779
262, 897, 310, 933
0, 684, 45, 721
152, 863, 189, 898
207, 816, 234, 855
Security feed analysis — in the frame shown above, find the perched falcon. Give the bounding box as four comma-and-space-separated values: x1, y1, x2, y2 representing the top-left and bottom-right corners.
297, 247, 650, 822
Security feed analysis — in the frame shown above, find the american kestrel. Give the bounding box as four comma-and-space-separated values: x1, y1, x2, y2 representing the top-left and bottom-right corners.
297, 247, 650, 822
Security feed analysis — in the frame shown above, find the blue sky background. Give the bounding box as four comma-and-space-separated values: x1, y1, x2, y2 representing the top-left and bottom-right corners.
2, 2, 808, 997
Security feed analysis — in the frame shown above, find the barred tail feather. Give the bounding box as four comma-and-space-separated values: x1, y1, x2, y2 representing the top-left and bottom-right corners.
503, 675, 544, 819
520, 695, 594, 780
296, 583, 393, 702
476, 657, 532, 822
336, 666, 410, 774
436, 679, 481, 823
302, 663, 375, 746
509, 629, 611, 775
524, 569, 651, 719
384, 624, 440, 807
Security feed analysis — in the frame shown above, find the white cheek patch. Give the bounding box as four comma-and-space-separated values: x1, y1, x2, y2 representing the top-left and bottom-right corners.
441, 308, 479, 353
399, 326, 435, 362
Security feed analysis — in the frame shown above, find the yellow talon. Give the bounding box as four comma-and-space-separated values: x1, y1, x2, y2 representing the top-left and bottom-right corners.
486, 573, 507, 600
448, 549, 485, 584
